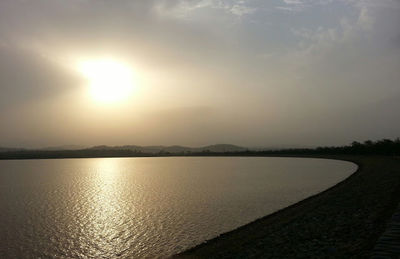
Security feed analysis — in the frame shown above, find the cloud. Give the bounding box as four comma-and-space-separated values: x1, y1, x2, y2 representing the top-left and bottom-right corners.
275, 0, 399, 13
230, 4, 256, 16
278, 0, 307, 10
288, 0, 385, 63
356, 6, 374, 31
0, 0, 399, 147
0, 45, 82, 110
283, 0, 303, 4
155, 0, 256, 19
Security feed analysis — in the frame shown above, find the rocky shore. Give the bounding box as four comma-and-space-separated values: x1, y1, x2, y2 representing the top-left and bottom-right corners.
174, 156, 400, 258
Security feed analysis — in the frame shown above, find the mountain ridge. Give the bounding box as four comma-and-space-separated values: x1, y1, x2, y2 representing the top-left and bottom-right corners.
0, 144, 248, 153
88, 144, 247, 154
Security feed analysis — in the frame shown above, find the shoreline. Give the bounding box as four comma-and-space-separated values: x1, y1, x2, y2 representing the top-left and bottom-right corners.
174, 155, 400, 258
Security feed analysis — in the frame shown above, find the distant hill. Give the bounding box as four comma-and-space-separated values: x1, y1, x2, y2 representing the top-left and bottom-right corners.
0, 147, 25, 152
88, 144, 247, 154
40, 145, 87, 151
0, 144, 247, 155
1, 138, 399, 159
192, 144, 248, 153
250, 144, 316, 151
1, 145, 87, 152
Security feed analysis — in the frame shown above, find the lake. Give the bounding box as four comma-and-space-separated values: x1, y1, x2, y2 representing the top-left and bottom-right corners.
0, 157, 356, 258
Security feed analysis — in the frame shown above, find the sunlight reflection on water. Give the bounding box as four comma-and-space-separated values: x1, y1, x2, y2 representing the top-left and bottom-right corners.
0, 157, 356, 258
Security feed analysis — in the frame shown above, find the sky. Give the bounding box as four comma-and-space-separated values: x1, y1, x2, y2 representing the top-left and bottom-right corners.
0, 0, 399, 148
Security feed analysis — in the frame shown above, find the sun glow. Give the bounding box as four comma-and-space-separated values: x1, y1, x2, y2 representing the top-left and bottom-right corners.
78, 59, 135, 103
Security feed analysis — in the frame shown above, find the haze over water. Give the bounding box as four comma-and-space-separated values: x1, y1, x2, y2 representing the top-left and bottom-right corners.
0, 157, 356, 258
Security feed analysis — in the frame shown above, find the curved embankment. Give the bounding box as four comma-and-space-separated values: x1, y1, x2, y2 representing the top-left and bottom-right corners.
174, 156, 400, 258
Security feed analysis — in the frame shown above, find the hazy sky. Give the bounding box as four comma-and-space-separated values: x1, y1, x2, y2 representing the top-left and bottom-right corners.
0, 0, 399, 148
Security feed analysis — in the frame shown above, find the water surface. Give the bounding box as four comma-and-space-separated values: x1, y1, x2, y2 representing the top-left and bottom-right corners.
0, 157, 356, 258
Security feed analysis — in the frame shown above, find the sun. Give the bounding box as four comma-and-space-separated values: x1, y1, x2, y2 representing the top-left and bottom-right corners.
78, 59, 135, 103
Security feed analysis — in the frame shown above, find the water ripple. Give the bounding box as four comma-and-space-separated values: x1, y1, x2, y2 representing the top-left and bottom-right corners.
0, 157, 356, 258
